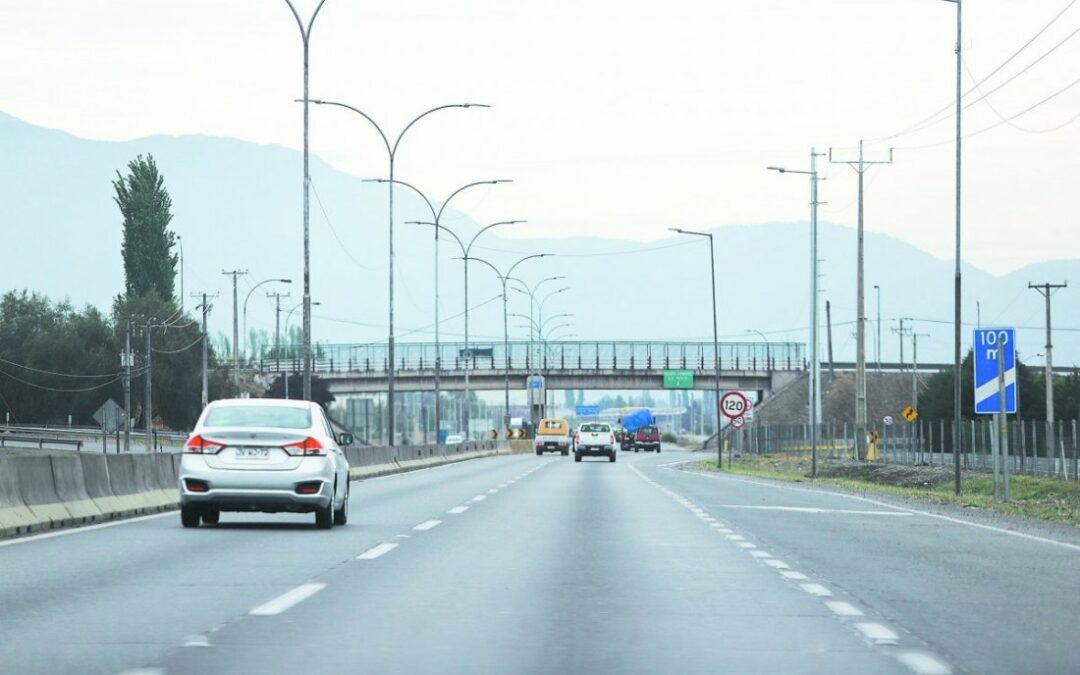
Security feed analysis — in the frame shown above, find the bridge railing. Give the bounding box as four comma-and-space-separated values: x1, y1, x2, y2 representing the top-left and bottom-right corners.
258, 340, 805, 374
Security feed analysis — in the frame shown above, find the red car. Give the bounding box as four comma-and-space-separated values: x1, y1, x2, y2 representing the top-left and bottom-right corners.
633, 425, 661, 453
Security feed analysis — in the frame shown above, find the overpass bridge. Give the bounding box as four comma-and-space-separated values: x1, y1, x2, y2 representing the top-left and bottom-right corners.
258, 340, 806, 397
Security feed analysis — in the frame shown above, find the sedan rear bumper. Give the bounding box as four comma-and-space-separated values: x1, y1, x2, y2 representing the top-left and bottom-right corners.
180, 455, 336, 513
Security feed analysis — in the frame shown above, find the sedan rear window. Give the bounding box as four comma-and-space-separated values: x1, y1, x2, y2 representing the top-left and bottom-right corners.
203, 405, 312, 430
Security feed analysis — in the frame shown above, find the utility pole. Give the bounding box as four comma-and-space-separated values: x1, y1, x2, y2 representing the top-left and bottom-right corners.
268, 291, 291, 365
825, 300, 835, 377
893, 319, 911, 371
911, 332, 930, 413
1029, 282, 1067, 468
830, 141, 894, 460
190, 293, 217, 409
874, 284, 882, 372
122, 321, 133, 453
222, 269, 248, 394
143, 319, 154, 452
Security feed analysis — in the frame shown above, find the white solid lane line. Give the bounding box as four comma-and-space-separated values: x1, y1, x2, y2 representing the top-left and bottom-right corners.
356, 543, 399, 560
250, 583, 326, 616
710, 504, 913, 516
826, 601, 863, 616
413, 519, 442, 531
447, 506, 469, 514
856, 622, 899, 644
800, 583, 832, 596
691, 470, 1080, 552
0, 511, 173, 548
896, 651, 952, 675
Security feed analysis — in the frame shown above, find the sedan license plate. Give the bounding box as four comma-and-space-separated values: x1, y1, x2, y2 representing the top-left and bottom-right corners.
234, 447, 271, 459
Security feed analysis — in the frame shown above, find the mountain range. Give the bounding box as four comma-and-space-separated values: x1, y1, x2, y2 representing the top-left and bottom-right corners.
1, 110, 1077, 366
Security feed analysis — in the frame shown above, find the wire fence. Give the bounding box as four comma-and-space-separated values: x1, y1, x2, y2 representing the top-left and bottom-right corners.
728, 418, 1080, 479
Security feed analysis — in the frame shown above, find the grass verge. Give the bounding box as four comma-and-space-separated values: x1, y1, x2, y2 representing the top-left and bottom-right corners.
697, 455, 1080, 527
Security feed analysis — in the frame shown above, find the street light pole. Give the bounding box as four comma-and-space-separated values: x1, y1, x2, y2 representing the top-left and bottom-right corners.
745, 330, 772, 369
874, 284, 882, 372
466, 254, 549, 430
282, 0, 327, 404
243, 278, 292, 362
308, 100, 488, 446
284, 300, 320, 400
767, 148, 824, 475
670, 228, 723, 469
369, 178, 510, 442
408, 219, 523, 439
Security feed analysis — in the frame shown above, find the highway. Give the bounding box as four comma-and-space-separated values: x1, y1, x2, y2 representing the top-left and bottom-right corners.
2, 447, 1078, 675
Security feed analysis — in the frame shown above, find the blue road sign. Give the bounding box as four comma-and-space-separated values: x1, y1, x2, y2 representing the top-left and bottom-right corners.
529, 379, 543, 389
575, 405, 600, 417
973, 328, 1017, 415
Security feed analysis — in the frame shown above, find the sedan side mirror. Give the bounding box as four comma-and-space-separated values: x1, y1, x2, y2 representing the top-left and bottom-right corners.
338, 432, 354, 446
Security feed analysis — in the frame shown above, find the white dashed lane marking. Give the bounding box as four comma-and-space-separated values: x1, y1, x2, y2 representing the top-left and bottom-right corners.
249, 583, 326, 616
800, 583, 832, 597
826, 601, 863, 616
356, 543, 399, 560
413, 519, 442, 531
447, 506, 469, 514
856, 622, 899, 645
896, 651, 952, 675
472, 495, 487, 502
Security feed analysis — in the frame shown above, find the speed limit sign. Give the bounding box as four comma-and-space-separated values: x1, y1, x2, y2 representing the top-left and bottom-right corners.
730, 415, 745, 429
720, 391, 749, 420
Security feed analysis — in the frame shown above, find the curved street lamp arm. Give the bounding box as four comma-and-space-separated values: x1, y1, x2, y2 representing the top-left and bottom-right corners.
464, 255, 505, 284
283, 0, 327, 39
407, 220, 466, 256
538, 286, 568, 314
308, 99, 392, 157
540, 313, 574, 333
436, 179, 512, 223
506, 254, 549, 280
364, 178, 436, 221
466, 220, 525, 255
393, 104, 490, 158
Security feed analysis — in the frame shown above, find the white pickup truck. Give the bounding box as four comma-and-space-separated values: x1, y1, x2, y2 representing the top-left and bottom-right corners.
574, 422, 617, 463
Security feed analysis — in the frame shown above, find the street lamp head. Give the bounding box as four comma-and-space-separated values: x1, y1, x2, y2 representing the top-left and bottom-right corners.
280, 279, 293, 284
668, 227, 685, 234
766, 166, 786, 173
461, 103, 492, 109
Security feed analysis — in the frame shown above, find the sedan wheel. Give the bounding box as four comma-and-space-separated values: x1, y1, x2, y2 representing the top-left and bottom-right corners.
333, 484, 349, 526
315, 500, 334, 529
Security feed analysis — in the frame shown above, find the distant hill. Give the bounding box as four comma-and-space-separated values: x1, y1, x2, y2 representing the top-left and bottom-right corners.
1, 110, 1077, 365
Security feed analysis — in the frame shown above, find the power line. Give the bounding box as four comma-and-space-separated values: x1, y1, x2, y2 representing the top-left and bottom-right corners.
0, 368, 139, 393
310, 178, 370, 270
867, 0, 1080, 144
151, 333, 205, 355
0, 357, 126, 379
474, 238, 697, 259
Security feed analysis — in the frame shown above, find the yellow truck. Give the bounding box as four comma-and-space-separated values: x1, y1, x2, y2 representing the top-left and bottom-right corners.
535, 418, 572, 456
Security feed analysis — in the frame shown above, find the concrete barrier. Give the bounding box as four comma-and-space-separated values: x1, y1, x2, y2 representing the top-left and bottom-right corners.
49, 454, 102, 522
0, 455, 39, 536
1, 439, 521, 540
80, 453, 129, 517
15, 455, 74, 529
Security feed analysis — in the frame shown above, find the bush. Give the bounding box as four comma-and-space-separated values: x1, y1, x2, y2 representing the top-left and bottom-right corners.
661, 432, 677, 443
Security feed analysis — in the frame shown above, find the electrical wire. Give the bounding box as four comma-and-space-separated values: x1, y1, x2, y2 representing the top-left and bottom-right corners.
474, 238, 697, 259
897, 73, 1080, 150
0, 357, 126, 379
0, 368, 129, 393
151, 334, 205, 355
866, 0, 1080, 144
310, 179, 370, 270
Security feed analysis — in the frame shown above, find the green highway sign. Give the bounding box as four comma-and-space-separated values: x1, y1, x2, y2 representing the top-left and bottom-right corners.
663, 369, 694, 389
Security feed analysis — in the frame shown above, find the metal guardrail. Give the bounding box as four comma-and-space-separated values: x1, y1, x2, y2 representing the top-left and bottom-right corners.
726, 419, 1080, 479
258, 340, 806, 374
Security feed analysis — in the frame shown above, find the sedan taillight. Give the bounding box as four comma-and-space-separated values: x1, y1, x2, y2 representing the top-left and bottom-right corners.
283, 436, 326, 456
184, 434, 224, 454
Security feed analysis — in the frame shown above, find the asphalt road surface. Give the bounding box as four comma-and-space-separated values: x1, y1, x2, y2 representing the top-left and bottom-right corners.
2, 447, 1078, 675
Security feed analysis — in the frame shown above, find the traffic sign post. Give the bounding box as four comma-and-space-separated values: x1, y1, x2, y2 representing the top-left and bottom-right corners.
719, 391, 749, 420
974, 328, 1016, 501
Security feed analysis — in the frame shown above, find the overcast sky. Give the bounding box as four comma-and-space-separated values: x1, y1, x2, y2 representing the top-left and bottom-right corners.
3, 0, 1078, 274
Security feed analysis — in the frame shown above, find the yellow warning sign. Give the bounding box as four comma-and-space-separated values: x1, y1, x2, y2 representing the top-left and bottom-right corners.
490, 429, 499, 440
901, 405, 918, 423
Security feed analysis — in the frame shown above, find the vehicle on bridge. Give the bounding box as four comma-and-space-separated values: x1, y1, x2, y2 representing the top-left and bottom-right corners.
535, 418, 572, 456
179, 399, 352, 530
574, 422, 617, 463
